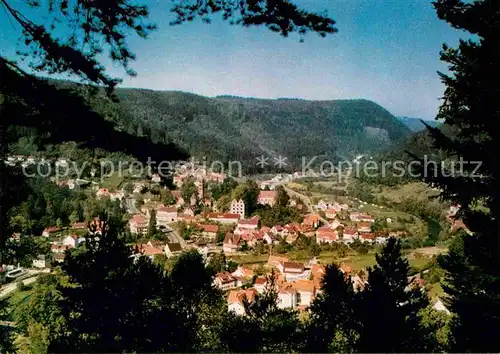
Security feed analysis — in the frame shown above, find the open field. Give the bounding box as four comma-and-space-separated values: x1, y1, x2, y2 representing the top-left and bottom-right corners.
373, 182, 441, 204
229, 248, 436, 273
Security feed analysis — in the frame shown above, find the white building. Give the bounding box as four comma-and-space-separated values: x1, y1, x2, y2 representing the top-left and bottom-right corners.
213, 272, 237, 291
277, 286, 297, 309
157, 206, 178, 226
63, 234, 83, 248
230, 199, 245, 218
227, 288, 257, 315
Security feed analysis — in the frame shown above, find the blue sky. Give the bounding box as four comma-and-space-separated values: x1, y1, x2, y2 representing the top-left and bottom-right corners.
1, 0, 467, 119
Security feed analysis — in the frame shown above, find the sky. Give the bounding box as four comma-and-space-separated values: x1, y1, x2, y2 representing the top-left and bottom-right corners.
1, 0, 468, 120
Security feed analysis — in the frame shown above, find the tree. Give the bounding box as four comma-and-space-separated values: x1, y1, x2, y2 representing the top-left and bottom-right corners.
181, 178, 197, 204
356, 237, 431, 352
0, 0, 336, 266
163, 189, 176, 206
240, 270, 302, 352
56, 218, 62, 228
275, 186, 290, 208
68, 211, 78, 224
123, 183, 134, 195
305, 263, 358, 352
208, 250, 227, 274
48, 222, 195, 352
148, 209, 157, 238
233, 180, 260, 216
408, 1, 500, 351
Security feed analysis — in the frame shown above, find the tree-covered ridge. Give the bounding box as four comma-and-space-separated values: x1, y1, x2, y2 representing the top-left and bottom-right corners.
80, 88, 412, 165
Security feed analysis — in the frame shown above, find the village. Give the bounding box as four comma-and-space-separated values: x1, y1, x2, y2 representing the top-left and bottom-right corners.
1, 157, 463, 315
4, 157, 461, 314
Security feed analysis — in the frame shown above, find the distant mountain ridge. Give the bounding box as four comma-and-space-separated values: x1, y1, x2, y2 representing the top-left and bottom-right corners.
399, 116, 442, 132
52, 82, 413, 168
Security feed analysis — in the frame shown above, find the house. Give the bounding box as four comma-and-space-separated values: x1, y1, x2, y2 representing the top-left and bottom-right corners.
316, 226, 338, 244
237, 216, 259, 230
258, 190, 277, 207
263, 232, 279, 245
96, 188, 111, 199
164, 243, 182, 258
42, 226, 61, 237
133, 182, 145, 194
302, 213, 320, 229
230, 199, 245, 218
223, 233, 242, 253
254, 277, 267, 293
129, 214, 148, 235
433, 297, 451, 315
227, 288, 257, 315
198, 224, 219, 242
147, 240, 167, 249
268, 255, 289, 268
329, 219, 342, 230
109, 190, 125, 202
350, 212, 375, 223
71, 222, 86, 230
359, 233, 375, 243
239, 231, 260, 248
63, 234, 83, 248
342, 227, 358, 243
352, 275, 367, 292
213, 272, 237, 291
311, 264, 326, 290
207, 212, 240, 224
357, 222, 372, 233
183, 207, 195, 217
51, 244, 72, 254
157, 206, 178, 226
277, 284, 297, 309
315, 199, 329, 211
32, 255, 46, 269
137, 243, 164, 260
231, 265, 254, 279
325, 209, 337, 220
151, 173, 161, 183
292, 279, 316, 307
171, 190, 185, 206
53, 253, 65, 263
278, 261, 305, 275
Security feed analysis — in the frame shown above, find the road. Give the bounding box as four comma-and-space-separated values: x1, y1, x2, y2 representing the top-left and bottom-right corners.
124, 196, 186, 249
282, 185, 329, 225
163, 224, 186, 248
125, 197, 141, 214
0, 269, 48, 298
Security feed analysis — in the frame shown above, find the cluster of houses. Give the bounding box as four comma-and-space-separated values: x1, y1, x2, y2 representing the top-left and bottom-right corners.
216, 255, 368, 315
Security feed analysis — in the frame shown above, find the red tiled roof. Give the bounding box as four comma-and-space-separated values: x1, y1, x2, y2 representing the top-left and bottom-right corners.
283, 261, 304, 270
255, 277, 266, 285
293, 279, 315, 293
238, 218, 259, 225
131, 214, 147, 224
343, 227, 357, 235
258, 190, 277, 199
199, 224, 219, 233
44, 226, 61, 233
223, 233, 241, 246
158, 206, 177, 213
216, 271, 235, 283
360, 233, 375, 240
208, 212, 240, 219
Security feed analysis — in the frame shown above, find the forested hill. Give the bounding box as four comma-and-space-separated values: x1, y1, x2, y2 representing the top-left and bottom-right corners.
59, 83, 412, 166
